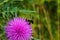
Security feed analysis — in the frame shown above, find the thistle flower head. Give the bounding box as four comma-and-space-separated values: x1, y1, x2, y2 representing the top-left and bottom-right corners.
5, 17, 32, 40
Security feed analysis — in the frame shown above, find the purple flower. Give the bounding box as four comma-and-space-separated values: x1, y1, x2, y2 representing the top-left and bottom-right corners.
5, 17, 32, 40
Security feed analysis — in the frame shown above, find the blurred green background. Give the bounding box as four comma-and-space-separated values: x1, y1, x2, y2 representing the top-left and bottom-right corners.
0, 0, 60, 40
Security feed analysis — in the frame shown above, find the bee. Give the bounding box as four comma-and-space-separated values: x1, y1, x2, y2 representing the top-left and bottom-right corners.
26, 19, 33, 24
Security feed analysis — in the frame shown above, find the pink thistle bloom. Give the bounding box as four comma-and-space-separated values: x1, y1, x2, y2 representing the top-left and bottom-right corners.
5, 17, 32, 40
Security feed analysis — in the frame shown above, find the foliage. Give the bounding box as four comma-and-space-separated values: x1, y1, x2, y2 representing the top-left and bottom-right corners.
0, 0, 60, 40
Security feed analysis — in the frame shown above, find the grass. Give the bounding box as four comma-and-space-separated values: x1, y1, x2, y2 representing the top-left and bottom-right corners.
0, 0, 60, 40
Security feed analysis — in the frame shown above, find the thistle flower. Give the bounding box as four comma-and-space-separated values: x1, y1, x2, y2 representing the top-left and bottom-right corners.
5, 17, 32, 40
